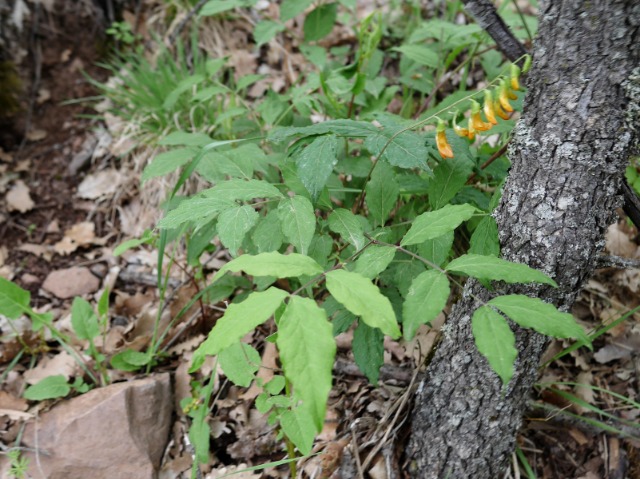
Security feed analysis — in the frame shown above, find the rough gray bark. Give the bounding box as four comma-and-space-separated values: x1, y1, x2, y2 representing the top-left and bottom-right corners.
461, 0, 527, 63
406, 1, 640, 477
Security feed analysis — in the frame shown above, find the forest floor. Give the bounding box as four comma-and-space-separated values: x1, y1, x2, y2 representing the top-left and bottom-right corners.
0, 1, 639, 478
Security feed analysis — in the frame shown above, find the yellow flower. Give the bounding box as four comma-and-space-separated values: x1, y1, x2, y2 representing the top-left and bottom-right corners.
470, 100, 493, 132
499, 80, 514, 112
453, 116, 470, 138
436, 120, 454, 159
494, 98, 511, 120
483, 90, 498, 125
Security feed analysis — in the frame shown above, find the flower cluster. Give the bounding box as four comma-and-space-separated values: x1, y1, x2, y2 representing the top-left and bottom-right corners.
436, 64, 522, 159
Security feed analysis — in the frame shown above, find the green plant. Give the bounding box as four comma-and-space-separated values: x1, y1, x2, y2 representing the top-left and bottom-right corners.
93, 1, 563, 472
0, 277, 113, 397
6, 449, 29, 479
126, 52, 591, 470
106, 21, 137, 45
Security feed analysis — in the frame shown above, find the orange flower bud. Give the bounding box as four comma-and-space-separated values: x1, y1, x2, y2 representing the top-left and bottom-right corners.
483, 90, 498, 125
493, 99, 511, 120
436, 120, 454, 159
470, 100, 492, 132
499, 81, 514, 112
453, 117, 470, 138
467, 118, 476, 141
510, 64, 521, 91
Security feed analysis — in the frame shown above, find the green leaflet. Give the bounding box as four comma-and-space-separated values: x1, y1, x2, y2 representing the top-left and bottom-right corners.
325, 270, 401, 338
469, 216, 500, 257
352, 320, 384, 384
158, 131, 213, 147
488, 295, 589, 343
219, 342, 261, 387
402, 270, 450, 340
217, 205, 259, 256
278, 196, 316, 255
201, 178, 283, 201
23, 375, 71, 401
365, 161, 399, 227
279, 407, 316, 455
252, 210, 284, 253
416, 231, 454, 268
328, 209, 365, 250
295, 135, 339, 200
216, 252, 323, 279
352, 245, 396, 279
190, 288, 288, 372
401, 203, 476, 246
445, 254, 557, 286
71, 297, 99, 341
277, 296, 336, 430
268, 119, 376, 144
303, 3, 337, 41
158, 196, 236, 229
471, 306, 517, 386
393, 44, 439, 68
427, 154, 473, 209
159, 178, 281, 230
0, 277, 30, 319
364, 125, 430, 171
142, 148, 195, 182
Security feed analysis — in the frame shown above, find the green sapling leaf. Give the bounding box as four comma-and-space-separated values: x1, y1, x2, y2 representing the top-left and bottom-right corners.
277, 296, 336, 430
278, 196, 316, 255
401, 204, 476, 246
295, 135, 339, 200
488, 295, 589, 343
217, 205, 259, 257
71, 297, 100, 341
402, 270, 450, 340
328, 209, 365, 250
216, 252, 324, 280
219, 342, 261, 387
352, 320, 384, 384
23, 375, 71, 401
445, 254, 557, 286
0, 277, 31, 319
191, 288, 288, 372
325, 270, 401, 338
471, 306, 517, 386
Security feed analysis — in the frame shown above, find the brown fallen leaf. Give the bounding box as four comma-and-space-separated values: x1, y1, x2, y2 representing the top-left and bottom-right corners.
5, 180, 35, 213
77, 169, 123, 200
54, 221, 97, 255
23, 351, 78, 385
25, 129, 47, 141
19, 243, 53, 261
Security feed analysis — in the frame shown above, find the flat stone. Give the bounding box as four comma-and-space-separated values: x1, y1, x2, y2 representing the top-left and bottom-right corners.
42, 266, 100, 298
0, 374, 173, 479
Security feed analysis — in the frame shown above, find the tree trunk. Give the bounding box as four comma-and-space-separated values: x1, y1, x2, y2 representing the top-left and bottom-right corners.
406, 1, 640, 477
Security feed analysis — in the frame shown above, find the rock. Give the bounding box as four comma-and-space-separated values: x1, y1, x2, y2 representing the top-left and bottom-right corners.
0, 374, 173, 479
42, 266, 100, 298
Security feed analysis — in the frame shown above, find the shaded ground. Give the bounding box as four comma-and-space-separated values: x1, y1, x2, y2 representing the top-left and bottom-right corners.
0, 2, 639, 478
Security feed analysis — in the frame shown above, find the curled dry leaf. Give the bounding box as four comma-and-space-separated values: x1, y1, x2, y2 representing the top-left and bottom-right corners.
23, 351, 78, 385
5, 180, 35, 213
54, 221, 97, 255
77, 169, 123, 200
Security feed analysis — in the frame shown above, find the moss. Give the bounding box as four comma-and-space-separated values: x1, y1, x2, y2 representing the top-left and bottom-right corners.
0, 61, 22, 117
